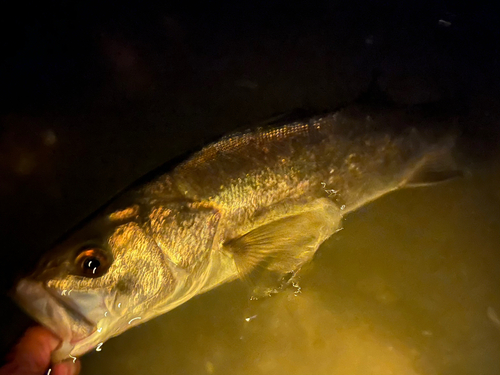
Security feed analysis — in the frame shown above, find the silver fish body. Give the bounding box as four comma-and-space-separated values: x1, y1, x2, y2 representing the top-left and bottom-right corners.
14, 108, 460, 362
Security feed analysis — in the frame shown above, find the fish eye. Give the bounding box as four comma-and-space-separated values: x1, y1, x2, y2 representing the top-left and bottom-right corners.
75, 248, 110, 278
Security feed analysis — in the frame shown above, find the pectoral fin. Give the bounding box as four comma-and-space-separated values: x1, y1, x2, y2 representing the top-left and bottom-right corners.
224, 199, 342, 280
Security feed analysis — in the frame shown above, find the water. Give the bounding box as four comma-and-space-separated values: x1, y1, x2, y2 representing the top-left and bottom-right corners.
1, 4, 499, 374
79, 161, 500, 375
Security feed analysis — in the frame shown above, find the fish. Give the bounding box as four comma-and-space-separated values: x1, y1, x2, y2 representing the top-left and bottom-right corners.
13, 107, 460, 363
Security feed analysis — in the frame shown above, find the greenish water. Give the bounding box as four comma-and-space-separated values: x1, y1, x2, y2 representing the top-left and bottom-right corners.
80, 161, 500, 375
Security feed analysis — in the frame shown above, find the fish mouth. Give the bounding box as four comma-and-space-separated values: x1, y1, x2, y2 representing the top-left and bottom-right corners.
44, 287, 97, 340
14, 279, 97, 359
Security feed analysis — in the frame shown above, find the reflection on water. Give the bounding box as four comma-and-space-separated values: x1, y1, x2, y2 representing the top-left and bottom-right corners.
81, 161, 500, 375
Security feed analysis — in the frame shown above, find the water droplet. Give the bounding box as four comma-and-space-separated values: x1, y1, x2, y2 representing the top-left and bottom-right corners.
205, 361, 215, 374
487, 306, 500, 330
292, 281, 302, 296
244, 315, 257, 322
69, 355, 77, 363
438, 19, 451, 27
96, 343, 103, 352
15, 154, 36, 175
42, 130, 57, 146
128, 316, 142, 324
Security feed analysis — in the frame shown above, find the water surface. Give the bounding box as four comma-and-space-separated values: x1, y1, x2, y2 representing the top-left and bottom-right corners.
80, 160, 500, 375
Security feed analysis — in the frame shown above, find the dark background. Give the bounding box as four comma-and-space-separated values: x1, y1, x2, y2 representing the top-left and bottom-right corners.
1, 0, 499, 359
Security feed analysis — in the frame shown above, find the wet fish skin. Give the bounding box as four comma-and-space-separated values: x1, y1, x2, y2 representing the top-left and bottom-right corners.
14, 108, 459, 362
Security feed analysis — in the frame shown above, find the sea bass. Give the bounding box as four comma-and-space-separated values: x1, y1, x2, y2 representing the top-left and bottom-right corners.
14, 108, 460, 362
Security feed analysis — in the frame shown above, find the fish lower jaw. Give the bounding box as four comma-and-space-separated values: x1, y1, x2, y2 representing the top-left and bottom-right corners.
52, 331, 102, 362
51, 341, 75, 363
60, 312, 138, 360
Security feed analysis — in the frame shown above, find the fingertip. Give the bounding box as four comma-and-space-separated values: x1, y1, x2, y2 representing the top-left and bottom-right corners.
7, 326, 61, 373
52, 359, 81, 375
73, 360, 82, 375
22, 326, 61, 352
71, 359, 81, 375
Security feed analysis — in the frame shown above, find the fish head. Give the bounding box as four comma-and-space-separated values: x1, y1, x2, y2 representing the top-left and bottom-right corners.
14, 203, 175, 362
